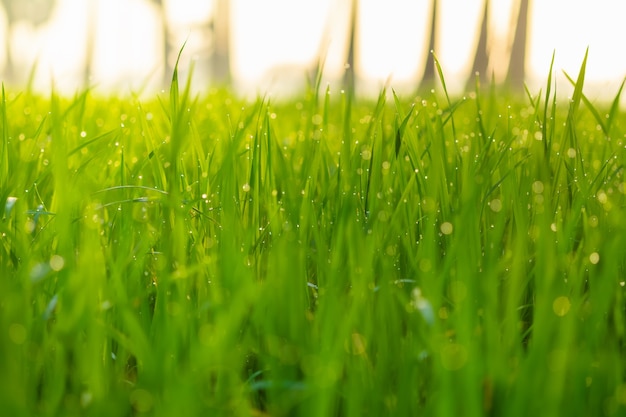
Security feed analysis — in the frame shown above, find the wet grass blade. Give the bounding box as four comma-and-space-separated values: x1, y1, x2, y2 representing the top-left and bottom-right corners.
0, 53, 625, 417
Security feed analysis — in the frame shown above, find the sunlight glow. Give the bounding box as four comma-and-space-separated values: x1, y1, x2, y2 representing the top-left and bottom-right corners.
2, 0, 626, 97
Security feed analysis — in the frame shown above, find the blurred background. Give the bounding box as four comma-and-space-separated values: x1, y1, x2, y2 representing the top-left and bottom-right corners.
1, 0, 625, 98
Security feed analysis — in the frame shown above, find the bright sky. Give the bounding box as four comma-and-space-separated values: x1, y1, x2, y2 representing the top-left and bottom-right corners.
3, 0, 626, 98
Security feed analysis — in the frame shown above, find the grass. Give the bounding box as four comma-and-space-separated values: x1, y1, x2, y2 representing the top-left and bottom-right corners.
1, 53, 626, 416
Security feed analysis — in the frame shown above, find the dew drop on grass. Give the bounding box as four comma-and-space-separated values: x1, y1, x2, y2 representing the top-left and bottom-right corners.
589, 252, 600, 264
49, 255, 65, 271
419, 259, 431, 272
311, 114, 323, 125
440, 222, 453, 235
567, 148, 577, 158
532, 181, 544, 194
553, 296, 571, 317
242, 183, 250, 192
489, 199, 502, 213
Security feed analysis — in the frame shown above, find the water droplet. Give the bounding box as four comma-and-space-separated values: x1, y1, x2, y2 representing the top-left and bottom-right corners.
553, 296, 571, 317
440, 222, 453, 235
489, 199, 502, 213
532, 181, 544, 194
311, 114, 323, 125
419, 259, 432, 272
49, 255, 65, 271
242, 183, 250, 192
567, 148, 577, 158
589, 252, 600, 264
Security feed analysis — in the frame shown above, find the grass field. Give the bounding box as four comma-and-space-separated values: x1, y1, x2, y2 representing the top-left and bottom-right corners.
1, 52, 626, 416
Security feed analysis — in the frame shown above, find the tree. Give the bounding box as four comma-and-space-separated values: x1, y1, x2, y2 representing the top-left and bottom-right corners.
466, 0, 490, 91
151, 0, 230, 87
419, 0, 438, 89
148, 0, 174, 86
83, 0, 97, 87
210, 0, 231, 85
506, 0, 530, 91
0, 0, 56, 83
342, 0, 358, 95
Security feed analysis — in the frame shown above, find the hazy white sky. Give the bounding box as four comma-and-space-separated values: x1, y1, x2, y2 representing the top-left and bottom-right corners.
4, 0, 626, 97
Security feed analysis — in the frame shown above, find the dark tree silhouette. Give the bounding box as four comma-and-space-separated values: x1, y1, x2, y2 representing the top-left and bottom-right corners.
506, 0, 530, 91
0, 0, 56, 83
342, 0, 358, 95
466, 0, 490, 91
419, 0, 438, 89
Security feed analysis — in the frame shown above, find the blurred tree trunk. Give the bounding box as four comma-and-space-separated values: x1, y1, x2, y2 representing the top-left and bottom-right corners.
150, 0, 172, 86
466, 0, 490, 91
506, 0, 530, 91
342, 0, 357, 95
0, 0, 56, 83
161, 15, 173, 86
3, 25, 14, 82
210, 0, 231, 85
83, 0, 96, 87
419, 0, 438, 89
